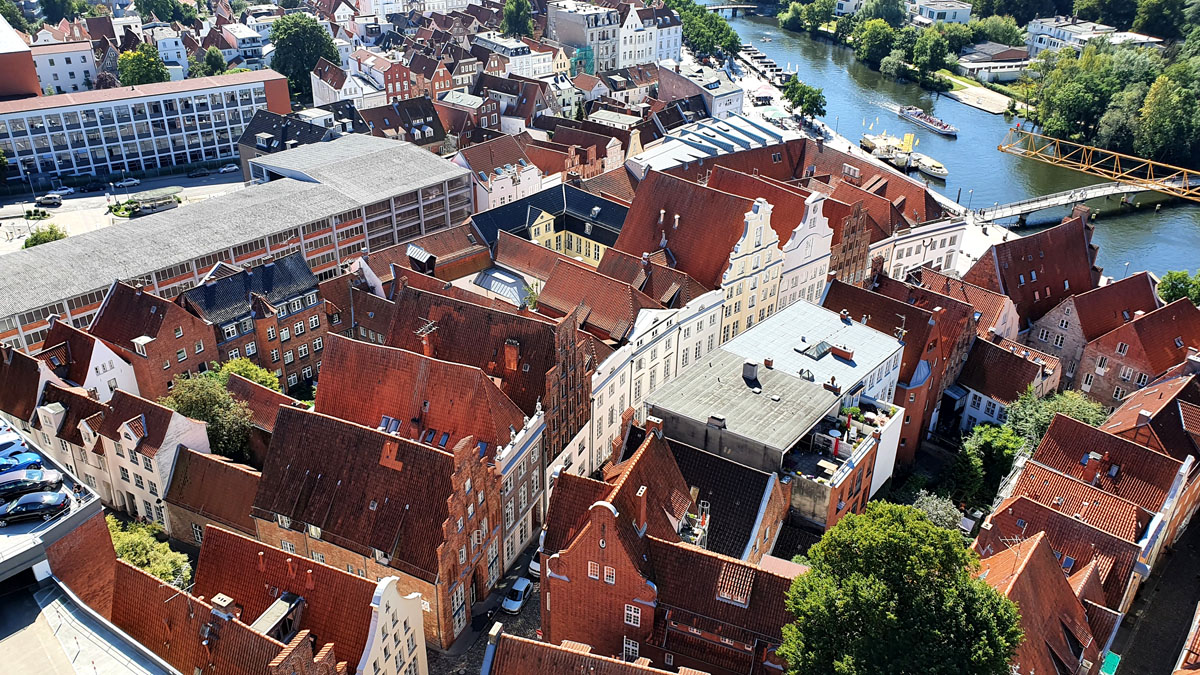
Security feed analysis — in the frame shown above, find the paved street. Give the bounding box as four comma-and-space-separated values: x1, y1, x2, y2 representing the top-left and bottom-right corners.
1112, 520, 1200, 674
428, 548, 542, 675
0, 171, 245, 255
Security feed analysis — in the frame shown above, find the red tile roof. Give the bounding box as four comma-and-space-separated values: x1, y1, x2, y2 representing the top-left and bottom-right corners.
311, 57, 347, 89
958, 338, 1046, 404
541, 473, 611, 556
821, 279, 932, 384
0, 346, 52, 422
44, 511, 118, 619
1070, 271, 1160, 341
975, 495, 1140, 609
357, 224, 491, 284
314, 334, 525, 453
1100, 299, 1200, 376
978, 531, 1102, 675
582, 168, 639, 204
488, 631, 678, 674
1176, 602, 1200, 672
194, 525, 377, 668
614, 171, 756, 289
597, 247, 712, 305
1011, 461, 1154, 541
1032, 414, 1182, 512
226, 373, 301, 433
89, 281, 207, 351
457, 133, 534, 176
38, 319, 115, 387
33, 382, 109, 447
915, 266, 1013, 337
962, 215, 1100, 325
706, 165, 812, 246
537, 260, 662, 341
94, 389, 179, 458
252, 407, 456, 581
494, 229, 580, 282
1100, 374, 1200, 461
165, 448, 261, 536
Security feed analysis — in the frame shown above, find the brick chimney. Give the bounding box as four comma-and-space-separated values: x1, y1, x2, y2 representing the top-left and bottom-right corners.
421, 333, 433, 357
644, 415, 663, 437
504, 338, 520, 373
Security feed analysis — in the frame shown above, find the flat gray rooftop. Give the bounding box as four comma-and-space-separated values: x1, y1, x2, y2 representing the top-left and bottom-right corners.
647, 349, 839, 450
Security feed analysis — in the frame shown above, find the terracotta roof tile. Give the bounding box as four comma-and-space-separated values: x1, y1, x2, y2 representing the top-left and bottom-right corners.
975, 495, 1140, 609
226, 373, 302, 433
311, 57, 347, 89
457, 134, 534, 176
977, 532, 1101, 675
1011, 461, 1154, 541
1070, 271, 1160, 341
614, 171, 756, 289
489, 631, 677, 674
314, 334, 525, 453
38, 319, 114, 387
537, 260, 662, 341
821, 279, 932, 384
581, 167, 640, 204
1102, 299, 1200, 376
958, 338, 1046, 404
0, 346, 52, 422
194, 525, 377, 667
541, 473, 612, 556
915, 266, 1014, 337
94, 389, 178, 458
89, 281, 208, 352
165, 448, 261, 535
597, 247, 711, 304
1100, 375, 1200, 461
252, 407, 456, 580
494, 229, 580, 282
706, 165, 812, 246
1033, 414, 1183, 512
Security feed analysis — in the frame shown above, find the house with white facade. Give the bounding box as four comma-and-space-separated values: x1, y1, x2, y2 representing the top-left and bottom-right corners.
36, 316, 138, 403
778, 190, 836, 309
547, 0, 621, 73
473, 31, 552, 79
909, 0, 971, 25
1027, 16, 1162, 56
29, 41, 96, 94
311, 56, 386, 109
452, 134, 544, 210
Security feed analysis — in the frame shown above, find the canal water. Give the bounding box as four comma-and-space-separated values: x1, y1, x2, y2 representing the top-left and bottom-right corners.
717, 13, 1200, 277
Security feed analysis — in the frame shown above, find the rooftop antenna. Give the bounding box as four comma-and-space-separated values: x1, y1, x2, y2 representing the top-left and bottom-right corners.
414, 317, 439, 338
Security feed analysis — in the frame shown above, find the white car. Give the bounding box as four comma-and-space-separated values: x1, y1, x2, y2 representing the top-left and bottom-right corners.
114, 178, 141, 188
218, 163, 239, 174
48, 186, 75, 195
528, 549, 542, 577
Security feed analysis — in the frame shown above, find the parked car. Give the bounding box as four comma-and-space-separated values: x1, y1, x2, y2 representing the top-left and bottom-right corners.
0, 491, 70, 527
0, 469, 63, 503
35, 194, 62, 207
218, 163, 239, 173
188, 168, 210, 178
47, 186, 75, 195
501, 577, 533, 614
0, 437, 30, 459
114, 177, 141, 188
0, 452, 43, 475
528, 550, 542, 578
81, 181, 106, 193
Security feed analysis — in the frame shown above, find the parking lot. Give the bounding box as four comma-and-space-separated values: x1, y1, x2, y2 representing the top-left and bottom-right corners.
0, 171, 245, 255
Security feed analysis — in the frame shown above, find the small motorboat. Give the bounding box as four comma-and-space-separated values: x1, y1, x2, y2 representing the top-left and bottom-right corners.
912, 152, 949, 178
898, 106, 958, 137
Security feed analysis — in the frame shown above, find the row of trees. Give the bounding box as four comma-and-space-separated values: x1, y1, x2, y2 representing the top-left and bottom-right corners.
779, 0, 836, 35
134, 0, 198, 24
1022, 40, 1200, 165
662, 0, 741, 55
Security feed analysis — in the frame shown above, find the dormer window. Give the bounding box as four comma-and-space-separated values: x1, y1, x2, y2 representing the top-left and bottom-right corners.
223, 324, 238, 340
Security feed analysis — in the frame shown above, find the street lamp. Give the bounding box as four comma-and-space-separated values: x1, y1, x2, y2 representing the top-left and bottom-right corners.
1123, 261, 1131, 279
966, 189, 974, 210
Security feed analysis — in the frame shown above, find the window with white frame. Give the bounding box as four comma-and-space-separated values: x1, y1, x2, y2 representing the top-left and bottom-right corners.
1114, 386, 1126, 400
284, 350, 294, 364
623, 637, 639, 661
314, 336, 323, 351
288, 373, 298, 387
624, 604, 641, 627
588, 561, 600, 579
309, 315, 320, 329
294, 321, 305, 335
281, 540, 296, 553
223, 324, 238, 340
1119, 366, 1134, 381
1116, 342, 1129, 356
298, 343, 309, 358
1037, 328, 1050, 342
604, 566, 615, 584
228, 349, 240, 359
267, 326, 276, 340
192, 523, 204, 543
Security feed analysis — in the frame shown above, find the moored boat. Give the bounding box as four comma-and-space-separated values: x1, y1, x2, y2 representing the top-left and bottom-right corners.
912, 152, 949, 178
898, 106, 958, 137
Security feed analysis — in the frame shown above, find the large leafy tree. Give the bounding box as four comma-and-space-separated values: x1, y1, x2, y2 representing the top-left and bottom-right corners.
270, 13, 338, 102
1074, 0, 1136, 28
949, 440, 985, 506
783, 77, 827, 119
913, 27, 949, 75
159, 372, 253, 462
107, 515, 192, 584
1133, 0, 1185, 40
968, 15, 1024, 46
855, 19, 895, 66
118, 44, 170, 86
911, 490, 963, 530
779, 1, 807, 32
962, 424, 1025, 500
662, 0, 741, 55
501, 0, 534, 37
41, 0, 87, 23
1135, 75, 1195, 162
1095, 82, 1148, 153
23, 223, 67, 248
804, 0, 836, 32
880, 48, 909, 79
94, 71, 119, 89
217, 357, 282, 391
1158, 270, 1200, 304
936, 22, 974, 54
781, 502, 1023, 675
1007, 387, 1107, 446
859, 0, 906, 27
204, 46, 227, 75
1, 0, 29, 32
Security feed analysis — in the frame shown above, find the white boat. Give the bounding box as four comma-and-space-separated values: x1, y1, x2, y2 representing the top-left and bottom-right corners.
913, 153, 948, 178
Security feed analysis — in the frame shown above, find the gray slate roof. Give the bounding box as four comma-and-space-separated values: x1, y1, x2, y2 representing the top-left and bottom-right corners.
179, 252, 318, 326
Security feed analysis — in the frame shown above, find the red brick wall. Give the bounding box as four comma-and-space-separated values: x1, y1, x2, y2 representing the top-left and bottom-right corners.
824, 440, 877, 529
541, 504, 655, 658
44, 511, 117, 619
127, 310, 216, 401
896, 380, 933, 467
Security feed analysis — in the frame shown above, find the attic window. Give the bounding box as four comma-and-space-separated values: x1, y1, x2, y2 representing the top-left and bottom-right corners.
1061, 555, 1075, 572
369, 499, 378, 511
438, 432, 450, 448
1177, 337, 1186, 348
1015, 518, 1026, 529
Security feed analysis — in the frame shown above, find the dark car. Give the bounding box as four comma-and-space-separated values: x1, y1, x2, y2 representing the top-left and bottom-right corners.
81, 181, 106, 192
0, 452, 43, 475
188, 168, 210, 178
0, 469, 63, 503
0, 491, 70, 527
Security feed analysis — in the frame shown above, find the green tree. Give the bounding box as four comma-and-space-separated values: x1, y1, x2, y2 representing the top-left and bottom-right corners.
1133, 0, 1185, 40
833, 12, 860, 43
118, 44, 170, 86
911, 489, 963, 530
1, 0, 29, 32
270, 13, 338, 102
963, 424, 1025, 499
949, 441, 985, 506
187, 54, 209, 79
804, 0, 836, 32
501, 0, 533, 37
107, 515, 192, 585
1188, 0, 1200, 25
783, 77, 827, 119
1135, 75, 1194, 161
880, 48, 909, 79
893, 25, 922, 60
968, 15, 1024, 46
780, 502, 1023, 675
1007, 387, 1107, 446
1095, 82, 1148, 153
217, 357, 282, 391
280, 0, 299, 6
159, 372, 253, 462
1158, 270, 1200, 303
860, 0, 906, 27
937, 21, 975, 53
913, 27, 949, 75
779, 1, 807, 32
855, 19, 895, 66
41, 0, 87, 23
24, 223, 67, 248
204, 46, 227, 75
1074, 0, 1136, 28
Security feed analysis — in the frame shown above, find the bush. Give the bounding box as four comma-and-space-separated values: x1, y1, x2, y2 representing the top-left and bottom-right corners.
23, 223, 67, 248
107, 515, 191, 585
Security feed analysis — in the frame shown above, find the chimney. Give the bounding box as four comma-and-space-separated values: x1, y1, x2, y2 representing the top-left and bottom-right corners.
644, 416, 664, 438
286, 557, 296, 578
764, 357, 774, 369
47, 313, 59, 327
135, 285, 144, 295
635, 485, 648, 533
504, 338, 520, 373
210, 593, 237, 621
659, 230, 667, 248
742, 360, 759, 382
1137, 409, 1153, 426
1081, 452, 1103, 485
659, 208, 665, 224
1133, 310, 1146, 320
421, 334, 433, 357
257, 550, 265, 572
673, 213, 679, 229
641, 251, 650, 267
306, 568, 315, 590
839, 309, 850, 323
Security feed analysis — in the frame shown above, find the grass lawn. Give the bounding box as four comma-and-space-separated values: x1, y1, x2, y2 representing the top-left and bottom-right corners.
936, 69, 972, 91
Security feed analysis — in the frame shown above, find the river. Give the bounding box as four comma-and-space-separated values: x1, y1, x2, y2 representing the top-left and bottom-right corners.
714, 13, 1200, 277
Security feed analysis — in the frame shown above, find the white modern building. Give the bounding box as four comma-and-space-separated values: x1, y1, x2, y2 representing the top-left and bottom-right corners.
657, 61, 744, 120
30, 41, 97, 94
1027, 15, 1162, 56
148, 27, 190, 80
909, 0, 971, 25
547, 0, 621, 73
223, 23, 267, 69
653, 8, 683, 63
